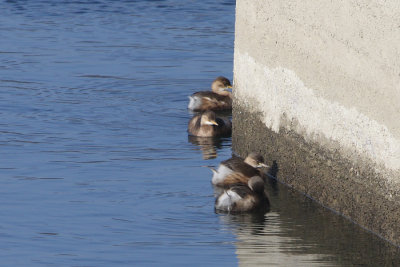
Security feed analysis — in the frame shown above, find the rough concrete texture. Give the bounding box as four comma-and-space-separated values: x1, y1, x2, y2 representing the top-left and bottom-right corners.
233, 0, 400, 245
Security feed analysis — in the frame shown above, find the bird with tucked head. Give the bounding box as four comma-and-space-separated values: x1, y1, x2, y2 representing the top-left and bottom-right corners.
188, 110, 231, 137
215, 175, 270, 213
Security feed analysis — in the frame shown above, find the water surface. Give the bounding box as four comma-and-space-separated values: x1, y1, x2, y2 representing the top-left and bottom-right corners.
0, 1, 399, 266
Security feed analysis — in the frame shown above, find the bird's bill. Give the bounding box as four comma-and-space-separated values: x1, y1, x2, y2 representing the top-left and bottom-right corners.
205, 120, 218, 126
256, 163, 269, 168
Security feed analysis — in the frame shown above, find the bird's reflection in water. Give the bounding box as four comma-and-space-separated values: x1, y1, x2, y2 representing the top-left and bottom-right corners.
188, 135, 230, 159
216, 208, 269, 236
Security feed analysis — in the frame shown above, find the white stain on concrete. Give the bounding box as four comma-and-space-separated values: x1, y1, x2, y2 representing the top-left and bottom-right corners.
234, 50, 400, 172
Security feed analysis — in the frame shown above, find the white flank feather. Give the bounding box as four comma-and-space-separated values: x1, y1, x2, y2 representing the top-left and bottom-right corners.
211, 164, 233, 184
215, 190, 242, 211
188, 96, 201, 110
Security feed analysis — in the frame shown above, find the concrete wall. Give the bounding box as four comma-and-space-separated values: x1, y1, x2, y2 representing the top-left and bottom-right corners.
233, 0, 400, 245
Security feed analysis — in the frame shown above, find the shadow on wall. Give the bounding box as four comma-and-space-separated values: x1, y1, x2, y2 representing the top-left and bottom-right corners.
266, 160, 279, 195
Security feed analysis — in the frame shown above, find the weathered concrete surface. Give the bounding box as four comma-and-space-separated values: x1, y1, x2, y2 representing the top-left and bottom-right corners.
233, 0, 400, 245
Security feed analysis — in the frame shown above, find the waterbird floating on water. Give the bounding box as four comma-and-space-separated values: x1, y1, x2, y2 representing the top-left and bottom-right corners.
215, 176, 269, 213
211, 152, 268, 185
188, 76, 232, 111
188, 110, 231, 137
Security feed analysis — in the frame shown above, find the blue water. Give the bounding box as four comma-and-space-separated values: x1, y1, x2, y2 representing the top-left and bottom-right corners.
1, 1, 399, 266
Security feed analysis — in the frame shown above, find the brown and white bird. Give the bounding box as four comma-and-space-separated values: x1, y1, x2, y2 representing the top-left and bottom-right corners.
211, 152, 268, 186
188, 76, 232, 111
188, 111, 231, 137
215, 176, 269, 213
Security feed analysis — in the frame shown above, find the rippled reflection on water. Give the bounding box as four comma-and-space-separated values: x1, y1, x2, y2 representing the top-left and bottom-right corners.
219, 177, 400, 266
1, 0, 399, 266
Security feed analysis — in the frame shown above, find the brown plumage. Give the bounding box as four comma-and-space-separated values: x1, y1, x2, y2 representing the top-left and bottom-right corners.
215, 176, 270, 213
213, 172, 250, 188
211, 152, 268, 185
188, 111, 231, 137
188, 76, 232, 111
